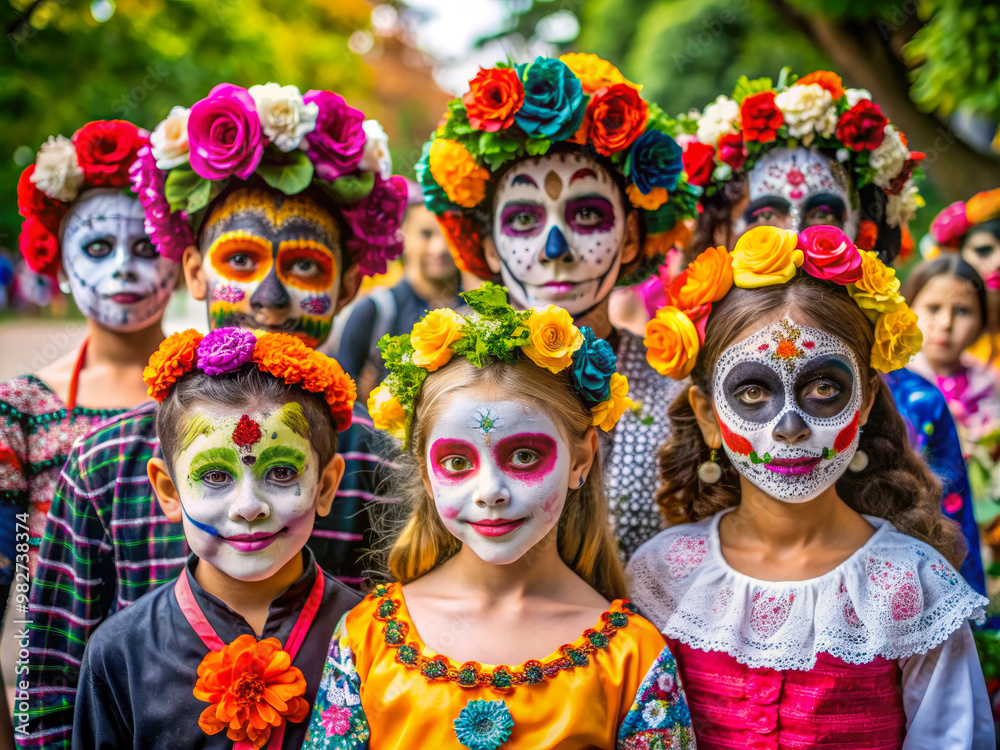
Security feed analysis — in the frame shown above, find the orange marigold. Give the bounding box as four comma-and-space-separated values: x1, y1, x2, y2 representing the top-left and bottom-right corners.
194, 634, 309, 750
253, 333, 313, 385
324, 371, 358, 431
143, 329, 204, 402
795, 71, 845, 101
428, 139, 490, 208
558, 53, 640, 94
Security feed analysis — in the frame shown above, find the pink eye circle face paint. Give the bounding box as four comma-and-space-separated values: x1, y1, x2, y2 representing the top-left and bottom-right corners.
425, 399, 574, 565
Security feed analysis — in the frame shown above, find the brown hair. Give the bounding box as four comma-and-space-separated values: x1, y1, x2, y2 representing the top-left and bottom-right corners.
156, 367, 339, 473
380, 357, 626, 600
657, 272, 967, 567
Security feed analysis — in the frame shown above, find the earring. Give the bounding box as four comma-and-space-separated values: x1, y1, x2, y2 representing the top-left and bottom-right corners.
848, 450, 869, 472
698, 448, 722, 484
577, 476, 585, 487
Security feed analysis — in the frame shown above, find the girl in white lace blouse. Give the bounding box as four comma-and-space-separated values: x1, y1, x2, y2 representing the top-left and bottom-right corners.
630, 228, 994, 749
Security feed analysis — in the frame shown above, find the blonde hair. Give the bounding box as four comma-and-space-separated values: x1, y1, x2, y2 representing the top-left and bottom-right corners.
379, 357, 626, 600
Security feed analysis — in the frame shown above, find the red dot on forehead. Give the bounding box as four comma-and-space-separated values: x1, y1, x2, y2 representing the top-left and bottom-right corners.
232, 415, 263, 448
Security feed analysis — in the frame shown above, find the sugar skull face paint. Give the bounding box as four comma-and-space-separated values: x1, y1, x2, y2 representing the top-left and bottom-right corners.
713, 318, 863, 503
734, 148, 859, 241
961, 227, 1000, 291
201, 188, 343, 346
492, 152, 626, 317
426, 399, 572, 565
172, 402, 321, 581
60, 190, 177, 332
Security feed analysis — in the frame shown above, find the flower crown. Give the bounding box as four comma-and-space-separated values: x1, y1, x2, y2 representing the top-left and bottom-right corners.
17, 120, 151, 278
924, 187, 1000, 257
417, 53, 700, 281
681, 69, 924, 246
644, 225, 923, 378
368, 283, 634, 445
142, 327, 357, 431
132, 82, 404, 275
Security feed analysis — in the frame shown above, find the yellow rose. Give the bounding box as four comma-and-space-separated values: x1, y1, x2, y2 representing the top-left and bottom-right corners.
643, 306, 700, 379
522, 306, 584, 373
428, 139, 489, 208
559, 53, 640, 94
731, 226, 803, 288
871, 307, 923, 372
626, 183, 669, 211
367, 384, 407, 440
849, 250, 903, 321
591, 373, 634, 431
411, 309, 464, 371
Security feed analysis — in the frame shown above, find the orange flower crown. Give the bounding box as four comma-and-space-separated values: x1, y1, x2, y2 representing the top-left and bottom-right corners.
143, 327, 356, 431
417, 53, 700, 283
644, 225, 923, 379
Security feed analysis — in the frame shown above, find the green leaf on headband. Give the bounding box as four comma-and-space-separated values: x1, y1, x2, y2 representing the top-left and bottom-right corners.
257, 149, 315, 196
731, 75, 774, 103
462, 283, 511, 317
523, 138, 551, 157
164, 165, 203, 214
185, 177, 228, 215
323, 172, 375, 204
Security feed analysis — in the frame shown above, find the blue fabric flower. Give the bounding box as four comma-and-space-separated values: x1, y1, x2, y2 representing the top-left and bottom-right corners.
570, 327, 617, 405
453, 699, 515, 750
514, 57, 586, 141
415, 141, 458, 214
627, 129, 683, 195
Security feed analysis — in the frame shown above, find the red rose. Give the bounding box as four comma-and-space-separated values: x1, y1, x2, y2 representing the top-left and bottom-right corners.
585, 83, 649, 156
463, 67, 524, 132
887, 151, 924, 195
739, 91, 783, 144
857, 220, 878, 250
836, 100, 887, 151
717, 132, 745, 170
19, 217, 61, 278
73, 120, 147, 187
682, 141, 716, 187
17, 165, 68, 235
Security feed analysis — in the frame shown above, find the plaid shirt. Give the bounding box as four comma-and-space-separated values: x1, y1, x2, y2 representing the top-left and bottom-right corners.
18, 401, 385, 749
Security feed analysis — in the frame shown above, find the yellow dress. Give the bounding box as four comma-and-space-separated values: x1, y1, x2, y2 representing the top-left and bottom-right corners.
301, 582, 695, 749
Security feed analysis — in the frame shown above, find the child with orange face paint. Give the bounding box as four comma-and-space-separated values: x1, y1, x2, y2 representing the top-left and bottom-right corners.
19, 83, 404, 750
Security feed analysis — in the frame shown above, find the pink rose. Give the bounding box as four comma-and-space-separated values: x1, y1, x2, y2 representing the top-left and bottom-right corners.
342, 175, 407, 275
187, 83, 264, 180
797, 225, 862, 285
321, 705, 351, 737
302, 90, 366, 181
930, 201, 970, 247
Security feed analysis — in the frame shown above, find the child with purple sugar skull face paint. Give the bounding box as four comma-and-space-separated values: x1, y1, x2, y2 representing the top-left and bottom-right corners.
628, 227, 993, 749
418, 54, 703, 560
301, 287, 696, 748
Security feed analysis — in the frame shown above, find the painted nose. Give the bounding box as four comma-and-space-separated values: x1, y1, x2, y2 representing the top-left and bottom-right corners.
229, 485, 271, 522
543, 226, 571, 260
250, 268, 291, 311
772, 411, 810, 445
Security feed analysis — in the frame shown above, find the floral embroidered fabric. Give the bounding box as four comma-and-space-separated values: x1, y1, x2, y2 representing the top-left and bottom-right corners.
303, 615, 369, 749
627, 509, 988, 671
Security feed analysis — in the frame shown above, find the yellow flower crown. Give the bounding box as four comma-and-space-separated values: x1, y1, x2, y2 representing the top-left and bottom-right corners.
367, 284, 634, 444
643, 225, 923, 378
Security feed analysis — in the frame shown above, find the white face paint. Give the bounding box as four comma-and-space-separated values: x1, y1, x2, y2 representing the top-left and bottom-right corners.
492, 152, 625, 317
60, 190, 176, 332
734, 148, 859, 241
713, 318, 863, 503
173, 403, 321, 581
426, 398, 573, 565
961, 228, 1000, 291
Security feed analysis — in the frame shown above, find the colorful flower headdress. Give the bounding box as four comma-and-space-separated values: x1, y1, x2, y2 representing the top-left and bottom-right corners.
17, 120, 152, 278
131, 82, 404, 275
681, 69, 924, 247
368, 283, 634, 445
142, 327, 357, 430
925, 187, 1000, 256
644, 225, 923, 378
417, 53, 700, 280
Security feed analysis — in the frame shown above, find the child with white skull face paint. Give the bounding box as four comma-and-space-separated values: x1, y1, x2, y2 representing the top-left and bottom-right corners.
300, 289, 695, 749
629, 228, 993, 748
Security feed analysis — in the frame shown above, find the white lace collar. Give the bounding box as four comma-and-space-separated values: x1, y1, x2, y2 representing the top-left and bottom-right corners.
626, 509, 988, 671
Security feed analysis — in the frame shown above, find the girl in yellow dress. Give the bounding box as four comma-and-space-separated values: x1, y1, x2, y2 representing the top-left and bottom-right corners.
302, 285, 695, 749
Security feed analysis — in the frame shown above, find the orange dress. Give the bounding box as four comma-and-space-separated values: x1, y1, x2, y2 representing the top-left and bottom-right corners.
301, 581, 695, 749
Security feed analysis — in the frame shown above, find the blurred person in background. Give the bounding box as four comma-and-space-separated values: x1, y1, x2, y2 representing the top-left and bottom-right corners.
336, 179, 460, 408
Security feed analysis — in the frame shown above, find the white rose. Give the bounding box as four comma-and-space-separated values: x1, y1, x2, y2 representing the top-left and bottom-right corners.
31, 135, 83, 203
695, 95, 739, 146
845, 88, 872, 108
249, 82, 319, 152
150, 106, 191, 171
886, 180, 922, 228
774, 84, 837, 139
870, 126, 909, 188
359, 119, 392, 179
